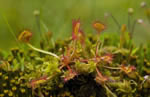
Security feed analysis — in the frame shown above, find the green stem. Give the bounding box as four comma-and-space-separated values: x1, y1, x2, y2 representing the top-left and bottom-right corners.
41, 20, 55, 48
128, 14, 131, 32
131, 20, 137, 39
35, 15, 47, 45
103, 66, 120, 70
110, 14, 121, 30
27, 43, 60, 59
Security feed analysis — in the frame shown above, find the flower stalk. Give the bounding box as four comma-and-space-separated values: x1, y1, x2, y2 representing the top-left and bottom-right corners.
27, 43, 60, 59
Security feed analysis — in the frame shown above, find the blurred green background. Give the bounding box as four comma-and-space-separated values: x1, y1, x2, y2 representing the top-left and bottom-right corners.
0, 0, 150, 51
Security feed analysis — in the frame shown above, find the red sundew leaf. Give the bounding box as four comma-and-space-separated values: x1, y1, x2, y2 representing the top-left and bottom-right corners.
100, 54, 113, 64
60, 47, 75, 73
60, 55, 73, 73
18, 30, 32, 43
95, 67, 108, 83
96, 67, 104, 79
78, 59, 89, 63
63, 71, 77, 82
61, 47, 72, 65
72, 19, 85, 44
121, 24, 127, 33
30, 76, 48, 89
72, 19, 80, 39
120, 65, 136, 74
61, 55, 70, 66
93, 21, 106, 34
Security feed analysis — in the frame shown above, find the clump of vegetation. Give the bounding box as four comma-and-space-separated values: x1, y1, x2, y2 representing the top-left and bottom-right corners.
1, 2, 150, 97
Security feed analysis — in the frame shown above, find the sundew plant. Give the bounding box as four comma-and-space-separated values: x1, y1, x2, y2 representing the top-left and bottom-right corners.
0, 1, 150, 97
